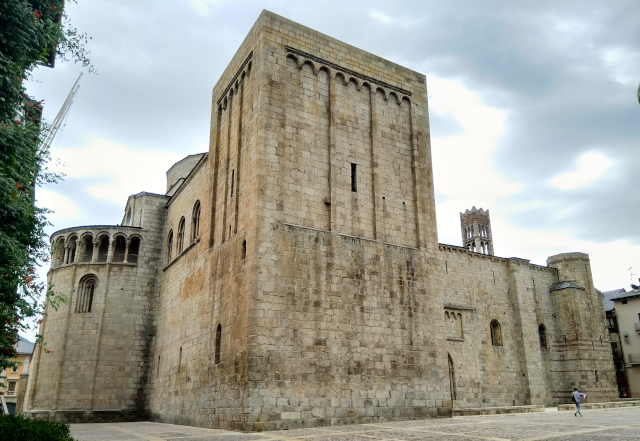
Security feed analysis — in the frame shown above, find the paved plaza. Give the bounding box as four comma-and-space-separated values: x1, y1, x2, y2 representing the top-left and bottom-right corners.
70, 407, 640, 441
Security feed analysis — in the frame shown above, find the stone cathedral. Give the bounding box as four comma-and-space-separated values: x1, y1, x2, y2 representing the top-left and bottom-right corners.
23, 10, 617, 431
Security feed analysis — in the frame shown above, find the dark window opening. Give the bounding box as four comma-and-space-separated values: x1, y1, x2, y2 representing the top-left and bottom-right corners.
167, 230, 174, 262
490, 320, 503, 346
157, 356, 160, 378
128, 237, 140, 264
622, 300, 628, 304
81, 236, 94, 262
351, 163, 357, 192
231, 170, 235, 197
67, 236, 77, 263
178, 347, 182, 373
113, 236, 127, 262
538, 324, 548, 349
177, 217, 186, 254
54, 238, 65, 268
595, 370, 599, 382
242, 240, 247, 260
192, 201, 201, 241
215, 324, 222, 364
448, 354, 456, 400
97, 237, 109, 262
76, 275, 97, 313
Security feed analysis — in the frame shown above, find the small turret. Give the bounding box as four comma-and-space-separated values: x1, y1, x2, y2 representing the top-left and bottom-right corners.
460, 206, 494, 255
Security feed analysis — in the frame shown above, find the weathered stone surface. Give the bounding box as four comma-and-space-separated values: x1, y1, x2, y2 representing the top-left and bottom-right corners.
24, 10, 617, 431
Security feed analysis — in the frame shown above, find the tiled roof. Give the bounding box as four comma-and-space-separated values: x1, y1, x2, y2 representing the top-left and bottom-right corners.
600, 288, 627, 312
15, 335, 35, 355
605, 289, 640, 310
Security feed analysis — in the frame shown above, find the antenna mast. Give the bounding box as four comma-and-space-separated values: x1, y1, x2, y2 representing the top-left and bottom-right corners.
40, 72, 82, 153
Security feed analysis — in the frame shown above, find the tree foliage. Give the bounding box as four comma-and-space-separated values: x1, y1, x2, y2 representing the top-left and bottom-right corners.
0, 0, 92, 370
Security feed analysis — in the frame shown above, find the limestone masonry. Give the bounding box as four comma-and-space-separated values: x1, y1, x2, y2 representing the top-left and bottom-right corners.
23, 10, 617, 431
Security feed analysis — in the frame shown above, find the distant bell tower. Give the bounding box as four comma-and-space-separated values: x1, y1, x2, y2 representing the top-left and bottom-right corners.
460, 206, 494, 255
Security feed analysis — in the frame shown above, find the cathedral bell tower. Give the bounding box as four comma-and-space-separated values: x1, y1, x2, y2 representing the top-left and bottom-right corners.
460, 206, 494, 255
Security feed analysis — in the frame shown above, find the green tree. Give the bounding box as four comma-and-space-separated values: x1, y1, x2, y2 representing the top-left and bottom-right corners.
0, 0, 93, 370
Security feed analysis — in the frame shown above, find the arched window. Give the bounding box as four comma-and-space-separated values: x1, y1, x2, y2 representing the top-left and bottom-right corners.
76, 275, 98, 313
490, 320, 503, 346
81, 235, 94, 262
53, 238, 65, 268
177, 217, 186, 254
192, 201, 201, 241
96, 235, 109, 262
67, 236, 77, 264
215, 324, 221, 364
112, 236, 126, 262
538, 324, 548, 349
128, 237, 141, 264
167, 230, 174, 262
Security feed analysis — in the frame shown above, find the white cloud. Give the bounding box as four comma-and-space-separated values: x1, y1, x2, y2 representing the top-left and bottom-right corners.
184, 0, 222, 15
550, 151, 614, 190
36, 189, 79, 221
600, 46, 640, 86
52, 139, 183, 204
429, 76, 520, 243
493, 216, 640, 291
370, 11, 390, 23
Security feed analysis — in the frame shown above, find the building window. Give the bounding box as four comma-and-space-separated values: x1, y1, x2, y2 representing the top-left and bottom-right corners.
215, 324, 221, 364
128, 237, 141, 264
192, 200, 201, 241
230, 169, 235, 198
126, 208, 132, 226
538, 324, 548, 349
177, 217, 186, 254
76, 275, 98, 313
607, 317, 617, 329
490, 320, 503, 346
11, 366, 18, 373
351, 163, 357, 192
7, 381, 16, 396
242, 240, 247, 260
112, 236, 127, 262
178, 347, 182, 373
595, 370, 599, 382
67, 236, 77, 264
96, 235, 109, 262
81, 235, 94, 262
167, 230, 174, 262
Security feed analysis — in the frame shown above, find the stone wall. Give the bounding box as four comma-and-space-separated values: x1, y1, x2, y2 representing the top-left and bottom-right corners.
23, 9, 618, 430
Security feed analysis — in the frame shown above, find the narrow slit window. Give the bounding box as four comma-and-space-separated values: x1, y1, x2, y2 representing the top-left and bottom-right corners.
215, 324, 222, 364
178, 347, 182, 373
351, 163, 357, 192
242, 240, 247, 260
230, 170, 235, 198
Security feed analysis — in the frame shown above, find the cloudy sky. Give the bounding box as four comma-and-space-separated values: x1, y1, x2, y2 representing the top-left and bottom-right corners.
28, 0, 640, 297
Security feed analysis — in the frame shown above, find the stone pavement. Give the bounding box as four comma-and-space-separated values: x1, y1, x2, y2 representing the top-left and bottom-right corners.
70, 407, 640, 441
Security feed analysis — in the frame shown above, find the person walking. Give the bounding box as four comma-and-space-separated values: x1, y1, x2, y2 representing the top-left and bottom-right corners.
572, 388, 583, 416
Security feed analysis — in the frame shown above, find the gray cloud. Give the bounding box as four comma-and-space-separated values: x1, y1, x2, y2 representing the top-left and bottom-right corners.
26, 0, 640, 285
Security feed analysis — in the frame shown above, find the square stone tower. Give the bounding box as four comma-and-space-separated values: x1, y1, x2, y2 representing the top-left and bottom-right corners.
146, 10, 449, 430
